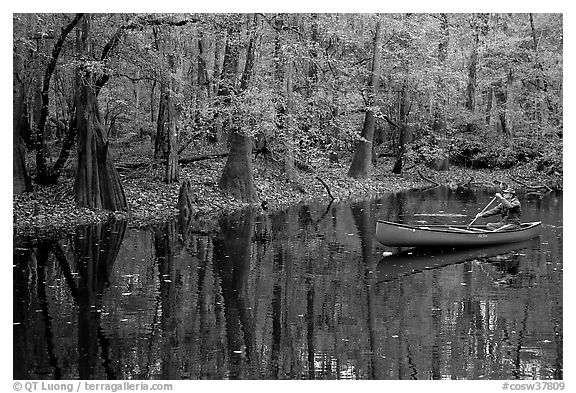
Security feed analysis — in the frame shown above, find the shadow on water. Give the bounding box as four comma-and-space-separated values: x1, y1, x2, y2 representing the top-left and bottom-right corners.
13, 187, 563, 380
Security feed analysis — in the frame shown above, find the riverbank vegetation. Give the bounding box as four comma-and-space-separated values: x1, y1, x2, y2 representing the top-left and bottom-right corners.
13, 13, 562, 236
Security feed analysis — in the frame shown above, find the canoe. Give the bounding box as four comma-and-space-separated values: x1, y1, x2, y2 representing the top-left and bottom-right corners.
376, 238, 540, 282
375, 220, 541, 247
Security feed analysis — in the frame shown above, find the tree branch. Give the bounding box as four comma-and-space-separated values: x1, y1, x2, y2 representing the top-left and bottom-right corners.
95, 15, 199, 94
35, 13, 84, 180
418, 170, 440, 186
315, 176, 335, 201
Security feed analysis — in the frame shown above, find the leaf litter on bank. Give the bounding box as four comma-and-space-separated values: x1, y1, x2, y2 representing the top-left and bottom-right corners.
13, 155, 560, 239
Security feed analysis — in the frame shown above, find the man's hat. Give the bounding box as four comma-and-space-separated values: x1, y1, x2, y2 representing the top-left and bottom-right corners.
502, 187, 515, 194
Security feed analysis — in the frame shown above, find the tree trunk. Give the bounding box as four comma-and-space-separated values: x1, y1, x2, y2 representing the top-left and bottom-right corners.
486, 84, 493, 126
392, 82, 408, 174
284, 58, 296, 181
466, 45, 477, 113
219, 131, 259, 203
165, 54, 180, 183
529, 13, 546, 134
13, 53, 32, 194
348, 19, 382, 179
153, 28, 180, 182
218, 16, 259, 204
274, 14, 297, 181
210, 30, 227, 144
430, 13, 450, 171
466, 14, 487, 115
166, 113, 179, 183
493, 77, 510, 137
155, 83, 170, 159
33, 13, 84, 185
74, 14, 127, 211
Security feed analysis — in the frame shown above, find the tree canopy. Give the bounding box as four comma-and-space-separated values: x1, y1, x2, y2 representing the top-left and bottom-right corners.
13, 13, 562, 203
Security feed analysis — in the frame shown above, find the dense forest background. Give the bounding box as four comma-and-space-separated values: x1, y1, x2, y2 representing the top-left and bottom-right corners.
13, 13, 563, 210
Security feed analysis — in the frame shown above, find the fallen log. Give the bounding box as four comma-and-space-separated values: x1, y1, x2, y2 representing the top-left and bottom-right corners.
511, 176, 552, 192
179, 152, 229, 164
118, 148, 274, 170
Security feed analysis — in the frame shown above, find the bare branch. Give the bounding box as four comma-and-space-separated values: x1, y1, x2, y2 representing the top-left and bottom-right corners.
418, 170, 440, 186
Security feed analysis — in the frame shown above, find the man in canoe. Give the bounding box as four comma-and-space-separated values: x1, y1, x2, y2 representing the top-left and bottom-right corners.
475, 188, 522, 230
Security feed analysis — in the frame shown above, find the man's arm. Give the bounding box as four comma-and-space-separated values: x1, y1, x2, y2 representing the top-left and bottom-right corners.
481, 204, 503, 218
495, 193, 513, 209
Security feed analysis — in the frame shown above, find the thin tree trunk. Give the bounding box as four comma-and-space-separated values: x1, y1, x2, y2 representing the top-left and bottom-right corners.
134, 69, 140, 128
284, 58, 296, 180
392, 82, 408, 174
466, 15, 480, 115
34, 13, 84, 185
348, 19, 382, 179
166, 112, 179, 183
274, 14, 296, 181
211, 30, 227, 144
430, 13, 449, 171
486, 84, 493, 126
530, 13, 546, 133
493, 75, 510, 137
155, 82, 170, 159
165, 53, 180, 183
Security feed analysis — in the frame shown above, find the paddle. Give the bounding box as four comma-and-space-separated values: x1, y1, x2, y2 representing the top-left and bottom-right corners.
467, 196, 497, 228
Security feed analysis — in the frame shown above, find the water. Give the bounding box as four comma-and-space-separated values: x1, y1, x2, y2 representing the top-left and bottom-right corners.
13, 187, 563, 380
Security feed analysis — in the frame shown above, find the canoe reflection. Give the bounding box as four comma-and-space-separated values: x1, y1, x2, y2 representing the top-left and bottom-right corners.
376, 238, 540, 282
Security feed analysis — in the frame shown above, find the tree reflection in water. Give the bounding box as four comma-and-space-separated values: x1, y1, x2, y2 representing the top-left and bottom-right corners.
14, 219, 126, 379
13, 188, 563, 380
213, 207, 258, 379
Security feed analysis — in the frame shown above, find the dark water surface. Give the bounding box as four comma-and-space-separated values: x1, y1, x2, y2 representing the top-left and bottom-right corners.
13, 187, 563, 380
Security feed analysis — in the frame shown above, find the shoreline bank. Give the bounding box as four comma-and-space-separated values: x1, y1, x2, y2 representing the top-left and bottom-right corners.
13, 157, 560, 239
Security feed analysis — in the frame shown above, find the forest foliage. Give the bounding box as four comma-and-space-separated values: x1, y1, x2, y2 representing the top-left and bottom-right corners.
13, 13, 563, 205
